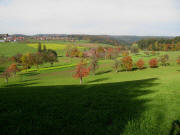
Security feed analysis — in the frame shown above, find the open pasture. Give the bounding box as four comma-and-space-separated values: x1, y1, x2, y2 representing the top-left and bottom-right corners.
0, 41, 180, 135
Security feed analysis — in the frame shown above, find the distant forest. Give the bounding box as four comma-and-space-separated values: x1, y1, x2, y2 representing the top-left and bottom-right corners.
137, 36, 180, 51
11, 34, 180, 50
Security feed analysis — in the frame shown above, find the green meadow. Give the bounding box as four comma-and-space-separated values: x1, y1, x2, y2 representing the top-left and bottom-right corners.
0, 41, 180, 135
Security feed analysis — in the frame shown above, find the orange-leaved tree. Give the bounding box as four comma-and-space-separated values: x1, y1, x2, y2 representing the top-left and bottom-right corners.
8, 63, 19, 76
136, 59, 145, 69
121, 56, 133, 71
73, 61, 90, 84
1, 68, 12, 83
177, 56, 180, 65
177, 59, 180, 65
149, 58, 158, 68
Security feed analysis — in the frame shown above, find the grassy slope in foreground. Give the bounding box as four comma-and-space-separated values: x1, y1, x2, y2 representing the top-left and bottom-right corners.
0, 57, 180, 135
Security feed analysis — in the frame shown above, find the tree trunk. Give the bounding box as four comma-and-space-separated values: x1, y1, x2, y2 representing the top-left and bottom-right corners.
80, 77, 82, 84
51, 62, 53, 67
12, 72, 16, 77
5, 77, 8, 83
93, 70, 95, 75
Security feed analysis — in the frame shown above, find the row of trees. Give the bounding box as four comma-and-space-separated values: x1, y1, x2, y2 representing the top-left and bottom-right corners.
73, 54, 170, 84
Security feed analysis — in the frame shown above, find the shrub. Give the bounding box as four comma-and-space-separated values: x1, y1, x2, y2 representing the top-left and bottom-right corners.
149, 58, 158, 68
136, 59, 145, 69
121, 56, 133, 71
122, 51, 129, 57
159, 54, 169, 66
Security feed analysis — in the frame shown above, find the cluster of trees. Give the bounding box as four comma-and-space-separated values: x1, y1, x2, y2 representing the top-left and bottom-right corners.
137, 36, 180, 51
11, 44, 58, 70
0, 43, 58, 83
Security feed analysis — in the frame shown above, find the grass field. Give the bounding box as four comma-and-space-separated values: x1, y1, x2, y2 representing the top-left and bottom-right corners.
0, 42, 36, 57
0, 41, 112, 57
0, 42, 180, 135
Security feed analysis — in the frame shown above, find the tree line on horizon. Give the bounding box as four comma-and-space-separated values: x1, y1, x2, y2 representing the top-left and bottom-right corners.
137, 36, 180, 51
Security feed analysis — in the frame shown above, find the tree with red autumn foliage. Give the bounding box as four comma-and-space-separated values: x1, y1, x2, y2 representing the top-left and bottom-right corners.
1, 68, 12, 83
136, 59, 145, 69
149, 58, 158, 68
8, 63, 19, 76
121, 56, 133, 71
177, 56, 180, 65
73, 61, 90, 84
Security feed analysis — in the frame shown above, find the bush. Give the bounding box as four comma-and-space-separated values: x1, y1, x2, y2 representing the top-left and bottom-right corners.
121, 56, 133, 71
136, 59, 145, 69
122, 51, 129, 57
149, 58, 158, 68
159, 54, 169, 66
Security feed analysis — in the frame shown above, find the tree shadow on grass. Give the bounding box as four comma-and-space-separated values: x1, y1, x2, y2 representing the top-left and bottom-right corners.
95, 70, 112, 75
0, 78, 159, 135
86, 77, 109, 83
22, 72, 40, 77
119, 67, 148, 72
169, 120, 180, 135
3, 78, 39, 88
4, 82, 39, 88
19, 78, 39, 83
0, 67, 5, 73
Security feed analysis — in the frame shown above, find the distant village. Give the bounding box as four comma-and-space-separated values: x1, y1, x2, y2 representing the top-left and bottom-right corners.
0, 34, 77, 42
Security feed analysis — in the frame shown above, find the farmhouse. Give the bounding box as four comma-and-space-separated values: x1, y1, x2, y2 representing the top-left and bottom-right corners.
0, 34, 8, 39
5, 36, 25, 42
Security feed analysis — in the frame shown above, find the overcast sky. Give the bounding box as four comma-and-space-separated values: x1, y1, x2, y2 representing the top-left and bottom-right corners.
0, 0, 180, 36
